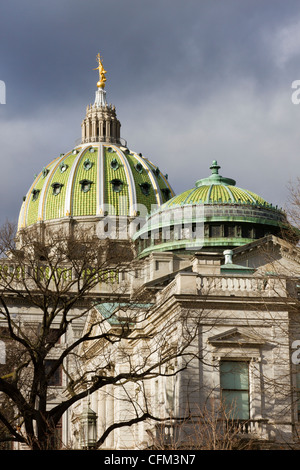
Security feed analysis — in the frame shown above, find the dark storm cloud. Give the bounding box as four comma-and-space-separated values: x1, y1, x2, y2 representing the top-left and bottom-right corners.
0, 0, 300, 224
1, 0, 297, 109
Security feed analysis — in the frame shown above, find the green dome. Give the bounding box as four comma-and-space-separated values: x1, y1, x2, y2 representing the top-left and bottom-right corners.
134, 161, 290, 256
18, 143, 175, 229
163, 161, 270, 208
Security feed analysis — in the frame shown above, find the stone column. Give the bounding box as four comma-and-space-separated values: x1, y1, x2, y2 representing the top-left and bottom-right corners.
105, 384, 114, 448
86, 119, 90, 142
111, 119, 116, 142
92, 118, 96, 142
106, 120, 110, 140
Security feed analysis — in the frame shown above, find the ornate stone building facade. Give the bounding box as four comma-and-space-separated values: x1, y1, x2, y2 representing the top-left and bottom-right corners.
2, 55, 300, 450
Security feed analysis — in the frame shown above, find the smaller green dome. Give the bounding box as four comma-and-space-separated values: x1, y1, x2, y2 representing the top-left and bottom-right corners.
164, 160, 270, 208
134, 161, 290, 257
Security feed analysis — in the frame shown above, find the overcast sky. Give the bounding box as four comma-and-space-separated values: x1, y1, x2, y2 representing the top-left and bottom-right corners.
0, 0, 300, 225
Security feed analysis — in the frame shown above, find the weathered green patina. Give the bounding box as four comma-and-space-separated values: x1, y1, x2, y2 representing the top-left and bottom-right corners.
134, 161, 291, 256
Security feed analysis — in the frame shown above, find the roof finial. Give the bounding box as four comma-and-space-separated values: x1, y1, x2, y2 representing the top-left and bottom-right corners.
210, 160, 220, 175
93, 53, 107, 107
94, 53, 107, 89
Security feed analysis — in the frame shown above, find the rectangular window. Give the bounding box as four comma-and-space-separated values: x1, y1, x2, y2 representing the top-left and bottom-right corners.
210, 224, 222, 238
46, 329, 60, 345
45, 359, 62, 386
225, 225, 236, 238
220, 361, 249, 420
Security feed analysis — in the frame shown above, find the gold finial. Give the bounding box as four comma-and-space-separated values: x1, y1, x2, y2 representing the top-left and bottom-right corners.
94, 53, 107, 89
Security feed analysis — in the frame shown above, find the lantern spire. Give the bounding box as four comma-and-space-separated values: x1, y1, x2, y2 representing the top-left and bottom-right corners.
81, 54, 121, 143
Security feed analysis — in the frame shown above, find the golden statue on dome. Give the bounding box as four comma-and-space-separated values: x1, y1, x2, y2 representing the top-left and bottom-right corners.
94, 53, 107, 89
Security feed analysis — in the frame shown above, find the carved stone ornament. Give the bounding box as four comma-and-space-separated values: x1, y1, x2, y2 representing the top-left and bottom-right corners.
110, 158, 119, 170
59, 162, 68, 173
31, 189, 40, 201
139, 182, 151, 196
42, 168, 49, 178
110, 178, 123, 193
51, 182, 64, 196
79, 179, 93, 193
83, 158, 93, 171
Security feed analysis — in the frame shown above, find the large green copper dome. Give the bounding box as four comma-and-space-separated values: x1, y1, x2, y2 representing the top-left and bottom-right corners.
18, 143, 174, 229
18, 55, 175, 232
134, 161, 290, 256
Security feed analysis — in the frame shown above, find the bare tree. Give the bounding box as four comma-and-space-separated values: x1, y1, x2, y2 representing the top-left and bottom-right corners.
221, 180, 300, 448
286, 178, 300, 242
2, 211, 298, 450
148, 401, 256, 450
0, 221, 206, 450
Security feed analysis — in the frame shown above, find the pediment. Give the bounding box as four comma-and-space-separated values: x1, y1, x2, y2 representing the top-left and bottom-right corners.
208, 328, 265, 347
